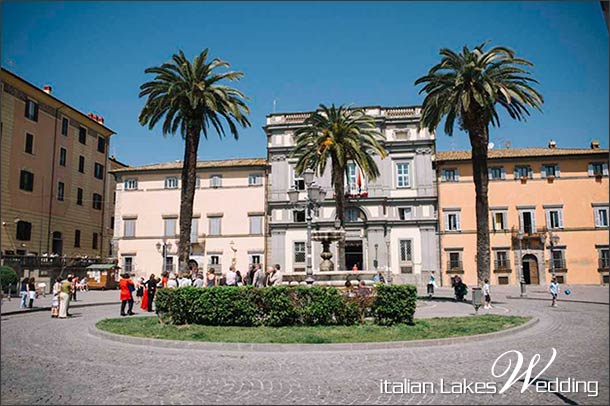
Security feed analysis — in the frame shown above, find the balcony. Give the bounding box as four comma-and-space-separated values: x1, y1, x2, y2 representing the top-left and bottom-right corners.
1, 255, 112, 269
493, 260, 512, 272
598, 258, 609, 272
550, 258, 567, 272
446, 260, 463, 273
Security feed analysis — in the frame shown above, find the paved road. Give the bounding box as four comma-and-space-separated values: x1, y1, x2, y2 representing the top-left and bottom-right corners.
1, 288, 608, 405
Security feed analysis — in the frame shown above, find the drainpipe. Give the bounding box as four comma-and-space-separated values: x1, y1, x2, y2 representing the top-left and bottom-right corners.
434, 162, 443, 287
47, 106, 63, 254
100, 135, 109, 259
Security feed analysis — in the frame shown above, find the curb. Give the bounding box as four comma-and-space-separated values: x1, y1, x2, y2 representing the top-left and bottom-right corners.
1, 301, 117, 316
89, 316, 539, 353
505, 296, 609, 306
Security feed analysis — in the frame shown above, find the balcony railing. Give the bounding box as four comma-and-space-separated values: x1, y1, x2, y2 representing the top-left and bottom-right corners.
598, 258, 609, 270
446, 260, 463, 272
1, 255, 111, 268
551, 258, 566, 270
494, 260, 512, 271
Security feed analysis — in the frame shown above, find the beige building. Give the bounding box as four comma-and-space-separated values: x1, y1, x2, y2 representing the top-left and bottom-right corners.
1, 68, 118, 260
437, 142, 609, 287
111, 158, 268, 277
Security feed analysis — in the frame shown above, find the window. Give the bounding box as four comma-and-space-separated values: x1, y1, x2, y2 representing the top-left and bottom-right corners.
78, 156, 85, 173
589, 162, 608, 177
519, 209, 536, 233
495, 251, 510, 269
195, 176, 201, 188
600, 249, 610, 269
165, 177, 178, 189
77, 188, 83, 206
191, 218, 198, 241
444, 210, 461, 231
293, 210, 305, 223
396, 162, 410, 187
74, 230, 81, 248
164, 256, 174, 273
92, 232, 98, 250
250, 255, 261, 265
59, 147, 67, 166
491, 211, 508, 231
123, 257, 133, 273
57, 181, 65, 201
92, 193, 102, 210
293, 168, 305, 191
248, 173, 263, 186
346, 208, 360, 222
97, 137, 106, 153
249, 215, 263, 235
123, 218, 136, 237
542, 164, 560, 178
124, 178, 138, 190
498, 276, 509, 285
61, 117, 68, 136
551, 250, 566, 270
111, 216, 115, 230
488, 167, 505, 180
94, 163, 104, 180
594, 207, 609, 227
209, 217, 222, 236
209, 255, 220, 265
25, 133, 34, 154
441, 168, 458, 182
164, 218, 177, 237
294, 242, 306, 263
514, 166, 532, 179
398, 207, 413, 220
25, 99, 38, 121
79, 127, 87, 144
448, 252, 462, 270
347, 162, 358, 192
19, 170, 34, 192
210, 175, 222, 188
16, 221, 32, 241
545, 208, 564, 229
399, 240, 412, 262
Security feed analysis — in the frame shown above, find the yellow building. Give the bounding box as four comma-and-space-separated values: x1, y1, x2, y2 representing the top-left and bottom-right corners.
1, 68, 118, 259
436, 143, 609, 287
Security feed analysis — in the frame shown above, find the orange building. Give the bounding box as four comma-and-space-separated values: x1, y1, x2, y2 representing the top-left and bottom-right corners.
436, 142, 609, 287
1, 68, 118, 259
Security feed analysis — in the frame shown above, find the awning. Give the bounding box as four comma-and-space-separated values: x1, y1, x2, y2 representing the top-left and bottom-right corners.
86, 264, 116, 270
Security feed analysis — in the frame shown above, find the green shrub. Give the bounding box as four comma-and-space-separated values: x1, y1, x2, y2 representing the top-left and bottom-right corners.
371, 285, 417, 326
296, 286, 346, 326
259, 286, 300, 327
0, 266, 18, 289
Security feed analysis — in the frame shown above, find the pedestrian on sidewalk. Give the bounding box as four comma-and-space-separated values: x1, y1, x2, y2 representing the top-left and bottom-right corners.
27, 277, 36, 308
549, 277, 560, 307
51, 277, 62, 318
71, 275, 78, 302
19, 277, 29, 309
141, 274, 158, 312
119, 273, 135, 316
58, 276, 73, 319
427, 274, 437, 297
483, 279, 492, 309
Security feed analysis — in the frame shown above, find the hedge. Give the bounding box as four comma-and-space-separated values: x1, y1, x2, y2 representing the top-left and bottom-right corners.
155, 284, 416, 327
0, 266, 18, 289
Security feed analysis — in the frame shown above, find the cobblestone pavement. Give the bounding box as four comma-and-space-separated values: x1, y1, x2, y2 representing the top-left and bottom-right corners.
0, 290, 119, 314
1, 288, 608, 405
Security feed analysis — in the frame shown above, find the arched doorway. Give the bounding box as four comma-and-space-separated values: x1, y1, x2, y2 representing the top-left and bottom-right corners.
52, 232, 63, 256
522, 254, 539, 285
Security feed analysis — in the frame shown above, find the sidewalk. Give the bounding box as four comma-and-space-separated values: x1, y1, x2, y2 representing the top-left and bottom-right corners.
0, 289, 119, 315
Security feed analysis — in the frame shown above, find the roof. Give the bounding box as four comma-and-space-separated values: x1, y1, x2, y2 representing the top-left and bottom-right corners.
111, 157, 268, 174
86, 264, 116, 270
436, 148, 609, 162
1, 67, 116, 136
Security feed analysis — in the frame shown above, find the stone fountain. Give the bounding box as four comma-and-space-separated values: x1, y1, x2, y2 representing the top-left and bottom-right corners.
312, 229, 345, 272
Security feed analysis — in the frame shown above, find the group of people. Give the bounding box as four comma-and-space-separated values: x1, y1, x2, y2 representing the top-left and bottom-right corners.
50, 275, 76, 318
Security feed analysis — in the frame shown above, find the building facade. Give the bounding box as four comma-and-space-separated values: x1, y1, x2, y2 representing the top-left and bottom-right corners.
0, 68, 117, 259
265, 106, 438, 285
112, 158, 268, 278
437, 143, 609, 287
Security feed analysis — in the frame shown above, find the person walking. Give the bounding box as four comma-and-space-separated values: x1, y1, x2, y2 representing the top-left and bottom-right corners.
253, 265, 267, 287
19, 277, 29, 309
483, 278, 492, 309
206, 269, 218, 287
51, 277, 62, 318
58, 276, 73, 319
427, 274, 437, 297
549, 277, 560, 307
119, 273, 135, 316
27, 277, 36, 308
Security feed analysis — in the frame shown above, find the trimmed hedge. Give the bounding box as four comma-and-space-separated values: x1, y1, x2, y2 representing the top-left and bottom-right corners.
155, 284, 417, 327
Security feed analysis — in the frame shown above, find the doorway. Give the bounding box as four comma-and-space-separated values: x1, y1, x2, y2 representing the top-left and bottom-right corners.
52, 232, 63, 256
522, 254, 539, 284
345, 240, 363, 270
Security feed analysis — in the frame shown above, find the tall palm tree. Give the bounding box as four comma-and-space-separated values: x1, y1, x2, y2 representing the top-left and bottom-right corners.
290, 104, 387, 271
139, 49, 250, 272
415, 42, 543, 286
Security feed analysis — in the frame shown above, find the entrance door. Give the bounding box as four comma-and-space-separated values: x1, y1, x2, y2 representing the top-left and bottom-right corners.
52, 232, 63, 256
522, 254, 539, 285
345, 241, 363, 270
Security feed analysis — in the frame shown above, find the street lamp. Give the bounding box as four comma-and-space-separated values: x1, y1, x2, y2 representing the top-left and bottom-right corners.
542, 231, 560, 281
385, 235, 392, 285
516, 231, 527, 297
156, 240, 172, 275
288, 170, 325, 286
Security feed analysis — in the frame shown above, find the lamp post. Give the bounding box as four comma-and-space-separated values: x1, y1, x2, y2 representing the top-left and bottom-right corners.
385, 236, 392, 284
156, 240, 172, 275
542, 231, 560, 281
517, 231, 526, 297
288, 168, 326, 285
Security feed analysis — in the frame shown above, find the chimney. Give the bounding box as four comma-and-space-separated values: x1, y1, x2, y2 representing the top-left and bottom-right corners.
87, 112, 105, 124
591, 140, 600, 149
548, 140, 557, 149
43, 85, 52, 94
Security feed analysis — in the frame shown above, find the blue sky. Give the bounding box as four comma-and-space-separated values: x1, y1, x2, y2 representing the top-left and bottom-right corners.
2, 1, 608, 166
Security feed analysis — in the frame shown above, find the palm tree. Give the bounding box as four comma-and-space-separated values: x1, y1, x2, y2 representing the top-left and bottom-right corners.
139, 49, 250, 272
415, 42, 543, 286
290, 104, 387, 271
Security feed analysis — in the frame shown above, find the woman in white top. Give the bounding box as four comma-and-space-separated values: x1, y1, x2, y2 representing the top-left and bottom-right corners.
166, 274, 178, 289
51, 277, 62, 318
178, 274, 192, 288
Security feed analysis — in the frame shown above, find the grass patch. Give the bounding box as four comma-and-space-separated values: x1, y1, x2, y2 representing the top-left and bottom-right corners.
96, 314, 530, 344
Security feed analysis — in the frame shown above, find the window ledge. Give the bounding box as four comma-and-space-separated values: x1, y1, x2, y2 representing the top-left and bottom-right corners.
493, 268, 512, 273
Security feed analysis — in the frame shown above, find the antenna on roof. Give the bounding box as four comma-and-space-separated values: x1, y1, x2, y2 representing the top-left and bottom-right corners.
504, 140, 511, 149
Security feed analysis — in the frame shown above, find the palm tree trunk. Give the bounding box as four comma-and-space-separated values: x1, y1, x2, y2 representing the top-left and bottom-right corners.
332, 164, 347, 271
468, 126, 491, 287
178, 125, 201, 274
